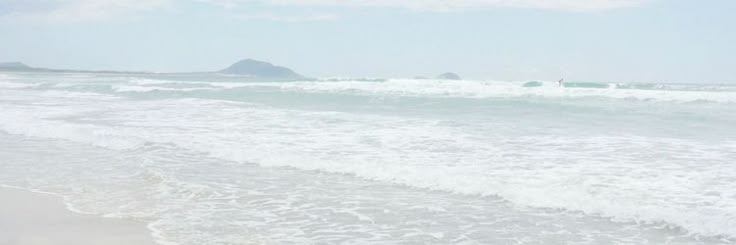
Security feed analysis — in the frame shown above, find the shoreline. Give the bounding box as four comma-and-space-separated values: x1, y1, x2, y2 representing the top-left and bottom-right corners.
0, 186, 157, 245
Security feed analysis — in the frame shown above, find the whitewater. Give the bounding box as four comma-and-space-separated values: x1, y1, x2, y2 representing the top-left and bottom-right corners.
1, 72, 735, 244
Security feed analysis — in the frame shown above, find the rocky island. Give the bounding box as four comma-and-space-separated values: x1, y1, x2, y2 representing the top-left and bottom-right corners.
436, 72, 462, 80
219, 59, 305, 80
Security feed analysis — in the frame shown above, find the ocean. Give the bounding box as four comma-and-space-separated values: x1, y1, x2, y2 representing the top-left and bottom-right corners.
1, 72, 735, 244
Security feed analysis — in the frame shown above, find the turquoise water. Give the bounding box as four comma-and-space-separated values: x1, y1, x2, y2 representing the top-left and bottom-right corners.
1, 72, 735, 244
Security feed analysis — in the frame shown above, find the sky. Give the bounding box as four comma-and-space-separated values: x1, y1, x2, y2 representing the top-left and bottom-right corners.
0, 0, 734, 82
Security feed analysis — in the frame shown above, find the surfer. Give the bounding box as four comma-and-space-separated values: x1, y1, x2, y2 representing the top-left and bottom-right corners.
557, 78, 564, 87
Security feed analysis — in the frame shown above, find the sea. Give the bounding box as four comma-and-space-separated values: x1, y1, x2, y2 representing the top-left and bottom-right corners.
1, 71, 735, 244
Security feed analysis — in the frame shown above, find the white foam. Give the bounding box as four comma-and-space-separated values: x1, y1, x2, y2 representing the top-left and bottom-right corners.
213, 79, 736, 103
2, 88, 735, 238
0, 81, 38, 89
129, 78, 180, 85
113, 85, 216, 92
1, 77, 736, 241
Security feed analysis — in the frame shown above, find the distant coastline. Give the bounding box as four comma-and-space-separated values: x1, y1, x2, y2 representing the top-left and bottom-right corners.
0, 60, 467, 82
0, 59, 309, 81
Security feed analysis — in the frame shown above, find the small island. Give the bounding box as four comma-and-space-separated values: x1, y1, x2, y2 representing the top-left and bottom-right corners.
436, 72, 462, 80
219, 59, 305, 80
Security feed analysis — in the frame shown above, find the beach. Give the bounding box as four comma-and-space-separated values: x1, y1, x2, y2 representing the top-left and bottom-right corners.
0, 187, 155, 245
1, 0, 733, 243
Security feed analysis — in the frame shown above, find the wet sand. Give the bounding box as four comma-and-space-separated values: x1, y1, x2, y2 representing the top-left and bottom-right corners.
0, 187, 156, 245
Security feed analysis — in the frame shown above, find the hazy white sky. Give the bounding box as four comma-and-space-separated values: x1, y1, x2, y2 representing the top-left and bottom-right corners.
0, 0, 734, 82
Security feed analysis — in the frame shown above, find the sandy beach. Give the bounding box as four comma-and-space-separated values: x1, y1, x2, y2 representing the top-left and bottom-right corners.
0, 187, 156, 245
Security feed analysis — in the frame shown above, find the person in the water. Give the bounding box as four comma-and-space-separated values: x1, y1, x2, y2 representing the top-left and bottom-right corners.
558, 78, 564, 87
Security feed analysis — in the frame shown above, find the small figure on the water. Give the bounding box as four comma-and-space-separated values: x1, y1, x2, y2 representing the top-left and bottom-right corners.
557, 78, 564, 87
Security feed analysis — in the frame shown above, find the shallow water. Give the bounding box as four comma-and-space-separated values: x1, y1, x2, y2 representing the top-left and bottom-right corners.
1, 72, 735, 244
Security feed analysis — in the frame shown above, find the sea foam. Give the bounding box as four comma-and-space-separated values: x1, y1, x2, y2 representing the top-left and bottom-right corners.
1, 73, 735, 243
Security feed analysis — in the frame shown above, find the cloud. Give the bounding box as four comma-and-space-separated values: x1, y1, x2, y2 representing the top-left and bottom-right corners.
197, 0, 337, 22
257, 0, 647, 12
196, 0, 238, 9
0, 0, 648, 24
231, 12, 337, 22
0, 0, 170, 22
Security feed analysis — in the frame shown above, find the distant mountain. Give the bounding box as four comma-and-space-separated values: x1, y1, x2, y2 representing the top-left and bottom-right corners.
0, 62, 151, 74
0, 62, 31, 69
0, 62, 58, 72
436, 72, 461, 80
219, 59, 305, 80
0, 59, 306, 79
